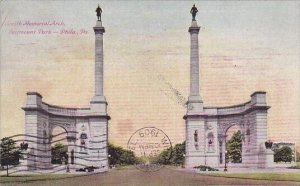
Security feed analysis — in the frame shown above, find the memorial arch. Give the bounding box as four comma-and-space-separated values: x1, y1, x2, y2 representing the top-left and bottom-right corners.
184, 5, 274, 168
21, 11, 110, 172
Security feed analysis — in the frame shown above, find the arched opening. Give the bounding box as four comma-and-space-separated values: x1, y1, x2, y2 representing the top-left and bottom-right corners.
50, 126, 68, 165
225, 125, 242, 164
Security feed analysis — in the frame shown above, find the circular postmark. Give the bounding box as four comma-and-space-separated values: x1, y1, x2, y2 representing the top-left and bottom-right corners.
127, 127, 172, 172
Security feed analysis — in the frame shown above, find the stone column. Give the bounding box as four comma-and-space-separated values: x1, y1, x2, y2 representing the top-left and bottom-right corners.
187, 20, 203, 114
92, 21, 106, 102
89, 19, 110, 172
184, 20, 206, 168
91, 21, 107, 114
189, 21, 200, 97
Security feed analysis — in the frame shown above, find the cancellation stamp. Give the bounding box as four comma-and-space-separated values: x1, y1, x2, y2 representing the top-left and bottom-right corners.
127, 127, 172, 171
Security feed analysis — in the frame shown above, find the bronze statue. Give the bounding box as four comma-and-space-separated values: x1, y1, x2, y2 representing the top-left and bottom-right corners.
190, 4, 198, 21
96, 5, 102, 21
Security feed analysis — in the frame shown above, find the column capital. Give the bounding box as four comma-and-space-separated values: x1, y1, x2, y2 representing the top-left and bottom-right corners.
94, 21, 105, 34
94, 27, 105, 34
188, 21, 200, 33
188, 26, 200, 33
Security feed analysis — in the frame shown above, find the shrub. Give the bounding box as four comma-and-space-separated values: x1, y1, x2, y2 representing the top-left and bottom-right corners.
193, 165, 219, 171
274, 146, 293, 163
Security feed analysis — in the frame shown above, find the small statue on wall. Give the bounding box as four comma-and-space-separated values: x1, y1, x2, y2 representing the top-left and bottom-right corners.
207, 132, 215, 152
70, 149, 74, 164
194, 130, 199, 150
43, 130, 47, 144
246, 128, 250, 144
80, 132, 88, 152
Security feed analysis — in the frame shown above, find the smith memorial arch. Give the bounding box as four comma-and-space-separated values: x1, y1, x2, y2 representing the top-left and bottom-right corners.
20, 5, 274, 171
21, 5, 109, 171
184, 5, 273, 168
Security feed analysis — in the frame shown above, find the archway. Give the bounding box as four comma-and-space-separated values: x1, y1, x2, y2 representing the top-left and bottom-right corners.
225, 125, 243, 165
50, 126, 68, 166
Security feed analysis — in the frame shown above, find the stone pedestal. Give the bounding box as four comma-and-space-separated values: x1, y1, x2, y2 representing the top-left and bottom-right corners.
258, 149, 274, 168
18, 150, 28, 171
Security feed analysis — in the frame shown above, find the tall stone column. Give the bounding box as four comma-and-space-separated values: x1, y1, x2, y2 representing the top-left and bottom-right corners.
93, 21, 105, 98
91, 20, 107, 114
184, 16, 206, 168
187, 20, 203, 114
189, 21, 200, 97
89, 17, 110, 172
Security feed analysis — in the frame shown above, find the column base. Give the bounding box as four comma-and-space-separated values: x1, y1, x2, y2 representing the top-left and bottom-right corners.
187, 96, 203, 114
90, 96, 107, 114
91, 95, 107, 103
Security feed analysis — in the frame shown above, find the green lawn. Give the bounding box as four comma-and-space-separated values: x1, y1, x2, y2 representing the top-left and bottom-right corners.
0, 167, 299, 185
1, 166, 300, 184
210, 172, 300, 182
0, 174, 76, 183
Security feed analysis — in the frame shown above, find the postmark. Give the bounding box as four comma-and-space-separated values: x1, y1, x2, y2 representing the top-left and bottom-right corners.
127, 127, 172, 171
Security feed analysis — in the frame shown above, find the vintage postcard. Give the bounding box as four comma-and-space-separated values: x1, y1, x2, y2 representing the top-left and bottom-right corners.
0, 1, 299, 185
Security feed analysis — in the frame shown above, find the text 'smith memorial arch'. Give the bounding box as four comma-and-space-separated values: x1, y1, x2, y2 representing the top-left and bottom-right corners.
21, 6, 109, 172
184, 5, 274, 168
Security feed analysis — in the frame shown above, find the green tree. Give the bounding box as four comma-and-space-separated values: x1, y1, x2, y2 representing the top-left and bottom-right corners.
0, 137, 21, 176
226, 130, 242, 163
108, 143, 138, 166
296, 151, 300, 162
153, 141, 185, 166
154, 147, 172, 165
274, 146, 293, 163
51, 143, 68, 164
170, 142, 185, 165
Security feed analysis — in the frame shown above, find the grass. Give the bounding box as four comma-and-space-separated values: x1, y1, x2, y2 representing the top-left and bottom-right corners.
113, 165, 135, 170
1, 166, 300, 184
210, 172, 300, 182
0, 167, 299, 185
0, 174, 76, 183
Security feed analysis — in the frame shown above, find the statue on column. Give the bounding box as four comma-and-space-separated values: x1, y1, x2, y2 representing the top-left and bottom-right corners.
96, 5, 102, 21
190, 4, 198, 21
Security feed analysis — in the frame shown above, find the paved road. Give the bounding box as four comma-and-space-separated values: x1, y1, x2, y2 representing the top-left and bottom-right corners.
9, 167, 300, 186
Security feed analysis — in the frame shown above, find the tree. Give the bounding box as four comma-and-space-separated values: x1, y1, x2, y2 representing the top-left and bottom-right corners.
274, 146, 293, 163
0, 137, 21, 176
226, 130, 242, 163
154, 147, 172, 165
51, 143, 68, 164
108, 143, 138, 166
153, 141, 185, 166
170, 142, 185, 165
